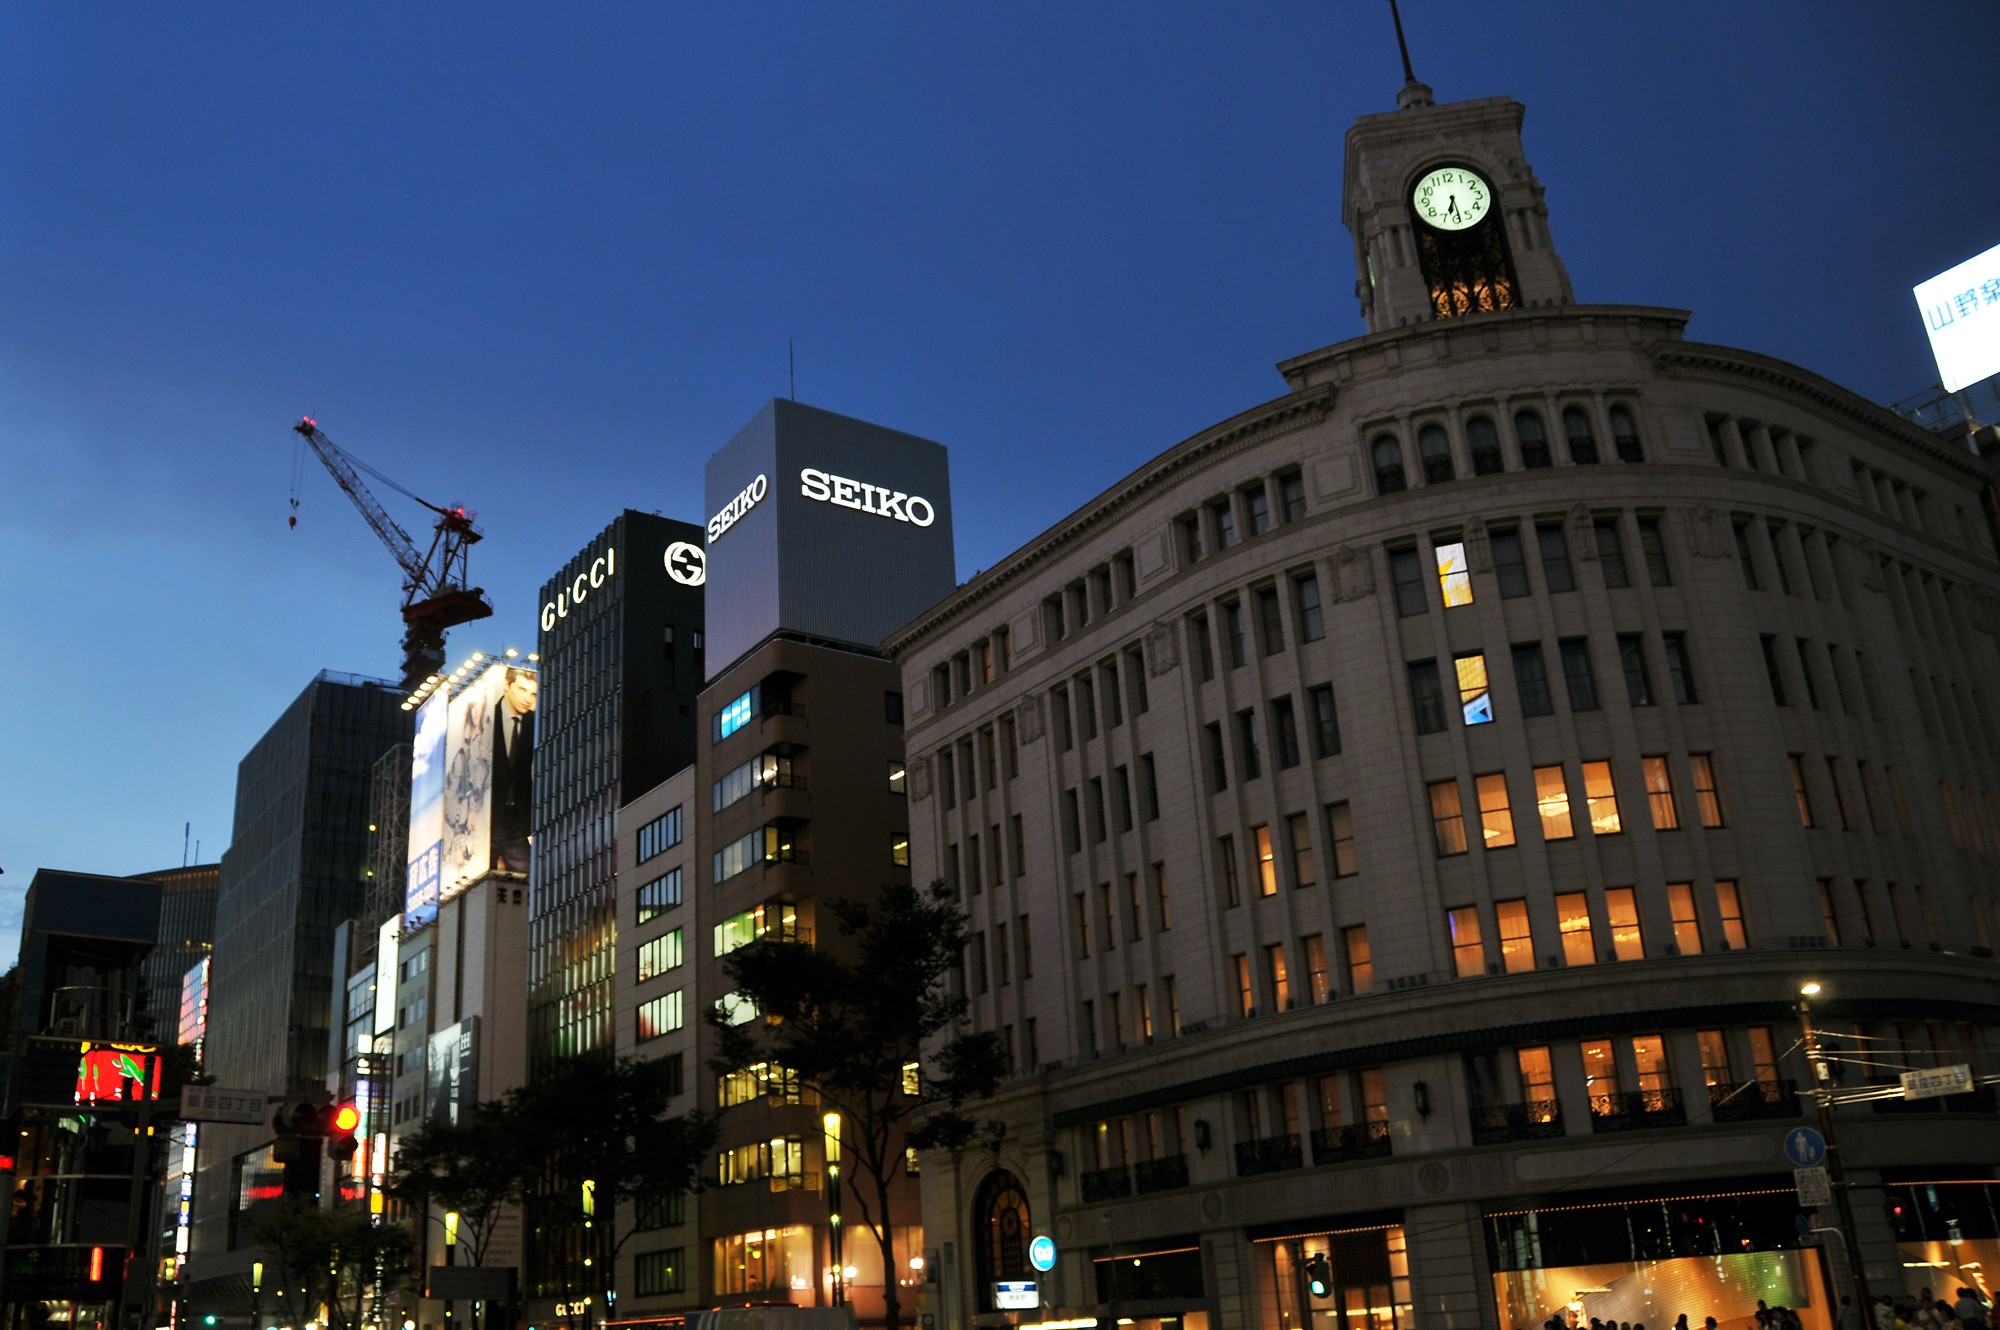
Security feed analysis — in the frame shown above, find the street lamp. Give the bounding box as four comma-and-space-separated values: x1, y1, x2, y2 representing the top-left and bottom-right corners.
1798, 981, 1872, 1314
252, 1260, 264, 1330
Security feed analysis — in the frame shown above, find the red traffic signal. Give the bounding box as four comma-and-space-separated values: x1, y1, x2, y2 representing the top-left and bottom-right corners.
326, 1102, 361, 1162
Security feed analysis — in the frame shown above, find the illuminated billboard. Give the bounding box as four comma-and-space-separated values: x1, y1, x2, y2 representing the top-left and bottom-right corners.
406, 690, 448, 930
1915, 239, 2000, 393
424, 1017, 480, 1125
440, 662, 537, 899
75, 1042, 161, 1104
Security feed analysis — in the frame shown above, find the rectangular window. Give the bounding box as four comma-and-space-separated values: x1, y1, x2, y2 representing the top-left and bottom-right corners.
1303, 934, 1331, 1003
1308, 683, 1342, 757
1449, 906, 1485, 978
1518, 1046, 1556, 1107
637, 868, 682, 924
1697, 1029, 1732, 1088
1761, 634, 1788, 706
1690, 753, 1723, 826
1223, 600, 1247, 668
1051, 686, 1073, 751
636, 991, 684, 1041
993, 924, 1009, 985
1212, 496, 1238, 548
1735, 520, 1760, 590
1790, 755, 1814, 827
1582, 760, 1622, 835
1408, 659, 1447, 734
1178, 512, 1203, 564
1817, 879, 1841, 944
1233, 954, 1254, 1016
1271, 696, 1300, 769
1429, 780, 1468, 856
1152, 863, 1172, 931
1513, 642, 1553, 717
635, 1249, 685, 1296
1087, 780, 1106, 843
1595, 518, 1631, 588
1559, 638, 1599, 711
1125, 872, 1143, 942
1391, 546, 1427, 616
1266, 944, 1291, 1011
1605, 887, 1643, 961
1476, 773, 1516, 849
1343, 926, 1373, 994
1583, 1039, 1621, 1114
1641, 756, 1679, 830
715, 691, 755, 742
1287, 811, 1315, 887
1795, 638, 1822, 709
1749, 1027, 1780, 1084
1456, 651, 1494, 725
1294, 572, 1325, 641
1716, 880, 1747, 949
1140, 754, 1159, 821
1237, 709, 1262, 780
1205, 722, 1228, 793
1253, 824, 1278, 896
1667, 882, 1702, 954
1435, 540, 1474, 607
1280, 470, 1306, 522
1618, 633, 1654, 706
1077, 675, 1098, 740
1071, 895, 1091, 959
1190, 615, 1215, 681
1537, 522, 1575, 592
1638, 516, 1672, 586
637, 929, 684, 982
1492, 526, 1532, 597
1496, 899, 1533, 973
1256, 586, 1285, 654
1327, 802, 1357, 877
1556, 892, 1596, 966
887, 759, 907, 796
1663, 631, 1697, 704
1124, 647, 1148, 715
1217, 835, 1240, 907
1534, 765, 1574, 840
1828, 758, 1854, 830
637, 806, 684, 864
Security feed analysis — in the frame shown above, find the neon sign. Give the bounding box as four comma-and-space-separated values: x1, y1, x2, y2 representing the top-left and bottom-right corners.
76, 1042, 161, 1104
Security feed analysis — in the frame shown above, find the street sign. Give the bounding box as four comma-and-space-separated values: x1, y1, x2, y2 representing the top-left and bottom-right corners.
1029, 1235, 1057, 1272
1795, 1166, 1832, 1208
180, 1086, 269, 1124
1782, 1126, 1827, 1168
994, 1281, 1039, 1310
1900, 1064, 1973, 1100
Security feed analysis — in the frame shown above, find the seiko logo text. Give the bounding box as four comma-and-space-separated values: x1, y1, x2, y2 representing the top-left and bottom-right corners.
799, 467, 935, 527
540, 547, 616, 632
707, 473, 768, 542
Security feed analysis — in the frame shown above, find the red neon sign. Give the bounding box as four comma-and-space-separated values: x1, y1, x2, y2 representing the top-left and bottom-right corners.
75, 1044, 161, 1104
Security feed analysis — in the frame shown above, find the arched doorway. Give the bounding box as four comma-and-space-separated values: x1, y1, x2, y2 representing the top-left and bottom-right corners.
972, 1168, 1030, 1311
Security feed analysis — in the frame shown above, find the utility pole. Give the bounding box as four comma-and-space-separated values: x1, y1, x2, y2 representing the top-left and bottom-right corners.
1798, 983, 1872, 1314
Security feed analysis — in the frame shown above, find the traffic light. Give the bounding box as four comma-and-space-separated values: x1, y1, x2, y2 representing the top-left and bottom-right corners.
326, 1102, 361, 1163
1304, 1252, 1333, 1299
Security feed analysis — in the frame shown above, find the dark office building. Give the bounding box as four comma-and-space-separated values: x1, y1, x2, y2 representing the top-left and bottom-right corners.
187, 670, 408, 1283
134, 864, 218, 1043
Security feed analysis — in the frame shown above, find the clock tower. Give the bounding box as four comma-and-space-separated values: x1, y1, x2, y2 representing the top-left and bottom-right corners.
1343, 75, 1576, 333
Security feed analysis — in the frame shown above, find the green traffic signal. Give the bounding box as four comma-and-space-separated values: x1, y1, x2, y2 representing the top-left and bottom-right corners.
205, 1317, 218, 1326
1305, 1253, 1333, 1299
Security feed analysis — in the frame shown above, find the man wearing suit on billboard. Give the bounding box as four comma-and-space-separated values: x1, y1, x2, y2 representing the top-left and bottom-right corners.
492, 667, 537, 874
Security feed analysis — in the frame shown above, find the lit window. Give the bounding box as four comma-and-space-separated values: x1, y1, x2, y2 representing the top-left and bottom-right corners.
1449, 906, 1485, 978
1667, 882, 1702, 955
1690, 753, 1724, 826
1234, 954, 1254, 1016
1343, 926, 1373, 994
1476, 773, 1515, 849
887, 760, 906, 796
1435, 541, 1474, 607
1303, 935, 1331, 1004
1534, 765, 1574, 840
1495, 899, 1533, 973
1253, 825, 1278, 896
1326, 802, 1357, 877
1456, 651, 1493, 725
1266, 944, 1291, 1011
1790, 755, 1814, 828
636, 930, 684, 982
1641, 756, 1679, 830
891, 834, 910, 867
1716, 880, 1748, 949
1581, 760, 1622, 835
1604, 887, 1643, 961
1556, 892, 1596, 966
716, 691, 754, 741
1429, 780, 1468, 856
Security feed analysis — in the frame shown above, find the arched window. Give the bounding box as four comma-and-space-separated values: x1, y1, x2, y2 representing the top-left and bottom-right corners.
973, 1169, 1031, 1311
1514, 411, 1551, 469
1418, 425, 1455, 485
1609, 405, 1643, 462
1563, 407, 1600, 465
1372, 436, 1407, 494
1466, 416, 1503, 476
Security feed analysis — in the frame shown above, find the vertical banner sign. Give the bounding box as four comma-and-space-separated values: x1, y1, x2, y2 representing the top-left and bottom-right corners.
442, 667, 501, 893
406, 691, 448, 929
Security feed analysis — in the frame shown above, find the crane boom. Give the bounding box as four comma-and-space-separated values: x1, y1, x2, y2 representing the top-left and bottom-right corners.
291, 416, 494, 690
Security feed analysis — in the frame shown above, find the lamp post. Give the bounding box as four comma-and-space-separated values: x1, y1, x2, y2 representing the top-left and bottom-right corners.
251, 1260, 263, 1330
823, 1113, 844, 1310
1799, 982, 1872, 1314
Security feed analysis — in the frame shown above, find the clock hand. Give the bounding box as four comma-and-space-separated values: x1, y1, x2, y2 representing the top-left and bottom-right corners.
1447, 194, 1459, 220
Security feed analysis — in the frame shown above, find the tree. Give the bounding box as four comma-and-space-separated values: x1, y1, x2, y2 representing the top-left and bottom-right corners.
384, 1101, 524, 1266
244, 1198, 415, 1330
712, 880, 1005, 1330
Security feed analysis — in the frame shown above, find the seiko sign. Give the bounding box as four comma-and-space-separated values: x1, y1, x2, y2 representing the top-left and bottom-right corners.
541, 548, 616, 631
707, 474, 768, 542
799, 467, 936, 527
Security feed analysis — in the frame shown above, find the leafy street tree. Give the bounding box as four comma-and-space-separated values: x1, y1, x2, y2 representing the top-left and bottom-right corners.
244, 1198, 415, 1330
712, 880, 1005, 1330
383, 1101, 524, 1266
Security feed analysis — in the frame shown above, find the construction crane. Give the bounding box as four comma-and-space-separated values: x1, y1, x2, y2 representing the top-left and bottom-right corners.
290, 416, 493, 692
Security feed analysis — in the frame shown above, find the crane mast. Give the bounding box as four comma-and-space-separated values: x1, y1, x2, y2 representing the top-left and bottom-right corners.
292, 416, 494, 691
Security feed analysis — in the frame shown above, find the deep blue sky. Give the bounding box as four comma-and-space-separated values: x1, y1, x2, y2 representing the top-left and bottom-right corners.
4, 3, 1997, 960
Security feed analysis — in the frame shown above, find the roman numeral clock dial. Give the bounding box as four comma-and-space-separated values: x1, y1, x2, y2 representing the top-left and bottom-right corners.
1412, 165, 1492, 231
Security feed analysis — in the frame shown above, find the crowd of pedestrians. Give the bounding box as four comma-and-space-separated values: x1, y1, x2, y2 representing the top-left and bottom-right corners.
1530, 1287, 1991, 1330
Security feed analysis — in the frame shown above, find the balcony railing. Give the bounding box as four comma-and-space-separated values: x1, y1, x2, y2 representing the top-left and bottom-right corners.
1471, 1100, 1565, 1145
1233, 1133, 1303, 1177
763, 847, 810, 868
1310, 1120, 1393, 1164
1710, 1079, 1801, 1122
1589, 1087, 1686, 1133
1133, 1154, 1190, 1193
1079, 1165, 1133, 1202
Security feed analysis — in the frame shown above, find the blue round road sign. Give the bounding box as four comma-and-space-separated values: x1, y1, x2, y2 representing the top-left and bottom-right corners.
1783, 1126, 1827, 1168
1029, 1235, 1057, 1272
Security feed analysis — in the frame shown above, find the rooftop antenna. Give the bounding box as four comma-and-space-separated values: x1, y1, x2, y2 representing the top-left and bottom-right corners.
183, 822, 190, 868
1388, 0, 1434, 108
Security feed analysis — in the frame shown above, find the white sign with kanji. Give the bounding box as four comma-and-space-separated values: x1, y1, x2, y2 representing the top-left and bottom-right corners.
1916, 240, 2000, 393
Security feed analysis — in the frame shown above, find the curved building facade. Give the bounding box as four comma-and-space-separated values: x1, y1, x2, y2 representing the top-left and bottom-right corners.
890, 81, 2000, 1330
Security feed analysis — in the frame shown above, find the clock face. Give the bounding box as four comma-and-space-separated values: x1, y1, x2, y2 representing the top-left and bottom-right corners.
1411, 166, 1493, 232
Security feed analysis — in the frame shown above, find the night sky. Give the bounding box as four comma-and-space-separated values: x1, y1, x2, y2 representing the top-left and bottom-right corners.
4, 3, 1997, 959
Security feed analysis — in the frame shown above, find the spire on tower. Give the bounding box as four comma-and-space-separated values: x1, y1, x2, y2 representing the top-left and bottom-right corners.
1387, 0, 1435, 108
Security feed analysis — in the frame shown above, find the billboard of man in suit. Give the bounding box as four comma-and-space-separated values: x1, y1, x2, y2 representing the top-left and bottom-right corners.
491, 666, 536, 875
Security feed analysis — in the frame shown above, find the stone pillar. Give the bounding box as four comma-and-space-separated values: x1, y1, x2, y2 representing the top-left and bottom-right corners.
1407, 1201, 1496, 1330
